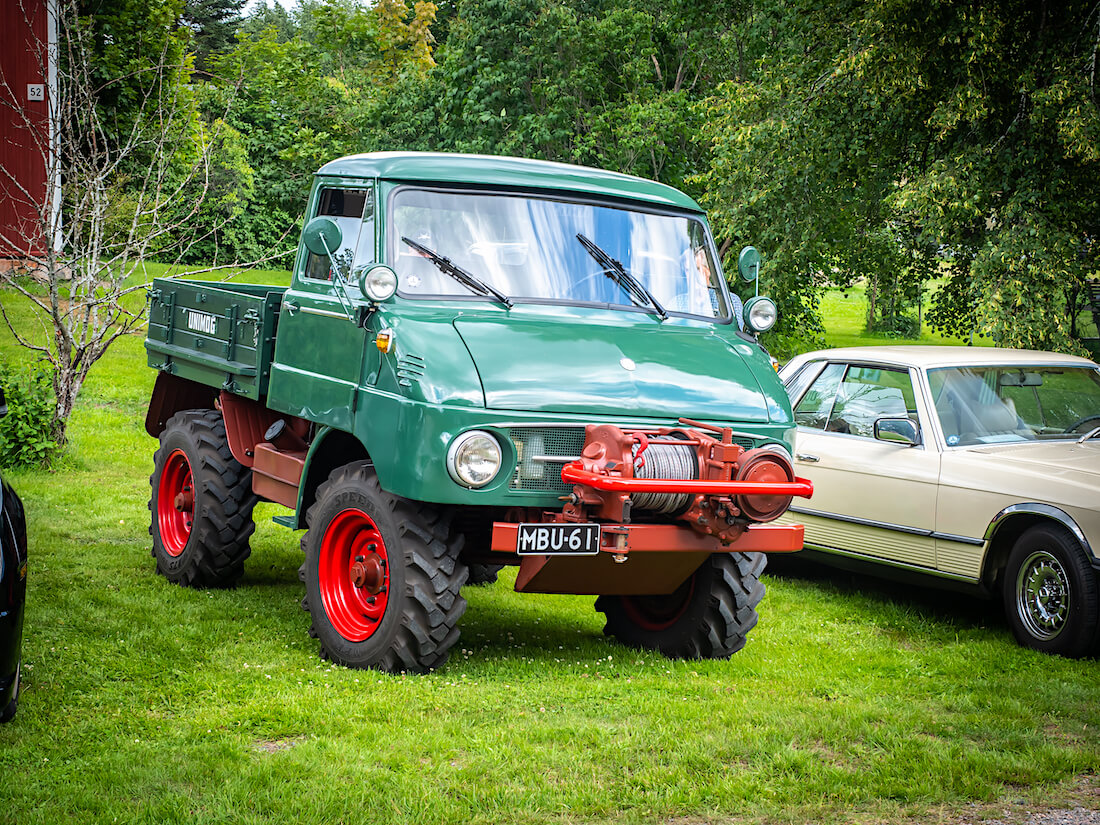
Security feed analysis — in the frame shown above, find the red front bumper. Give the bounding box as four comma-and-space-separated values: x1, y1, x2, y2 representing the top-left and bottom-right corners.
489, 521, 805, 594
490, 520, 805, 555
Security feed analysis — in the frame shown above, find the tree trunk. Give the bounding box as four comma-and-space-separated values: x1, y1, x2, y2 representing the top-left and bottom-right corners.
865, 276, 878, 332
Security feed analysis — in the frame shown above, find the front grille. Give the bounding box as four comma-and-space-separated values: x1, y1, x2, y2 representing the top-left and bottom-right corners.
506, 426, 758, 496
508, 426, 587, 494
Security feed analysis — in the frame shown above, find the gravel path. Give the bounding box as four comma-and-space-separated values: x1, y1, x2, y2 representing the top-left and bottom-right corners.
955, 777, 1100, 825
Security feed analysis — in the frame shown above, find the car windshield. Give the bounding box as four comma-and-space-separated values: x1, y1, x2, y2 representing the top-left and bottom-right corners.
928, 365, 1100, 446
387, 188, 729, 318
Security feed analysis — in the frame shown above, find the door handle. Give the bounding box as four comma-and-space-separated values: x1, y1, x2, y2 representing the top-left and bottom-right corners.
795, 453, 820, 463
283, 300, 299, 316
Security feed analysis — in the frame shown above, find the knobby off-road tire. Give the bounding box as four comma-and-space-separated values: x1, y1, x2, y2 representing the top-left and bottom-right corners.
595, 552, 766, 659
465, 563, 503, 586
1003, 523, 1100, 658
149, 410, 257, 588
299, 461, 468, 672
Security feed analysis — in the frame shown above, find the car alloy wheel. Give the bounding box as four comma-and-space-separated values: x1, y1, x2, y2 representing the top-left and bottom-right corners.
1015, 550, 1070, 641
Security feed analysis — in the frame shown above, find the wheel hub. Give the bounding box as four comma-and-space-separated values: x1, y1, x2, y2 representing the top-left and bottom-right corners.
350, 549, 386, 594
1017, 551, 1070, 639
174, 487, 194, 513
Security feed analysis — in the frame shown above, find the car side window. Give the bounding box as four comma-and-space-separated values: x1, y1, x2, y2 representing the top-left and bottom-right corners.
828, 366, 916, 437
793, 363, 845, 428
304, 187, 375, 281
795, 363, 917, 438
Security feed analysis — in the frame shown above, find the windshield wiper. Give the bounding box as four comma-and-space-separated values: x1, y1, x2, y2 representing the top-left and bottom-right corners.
401, 236, 513, 308
575, 233, 668, 320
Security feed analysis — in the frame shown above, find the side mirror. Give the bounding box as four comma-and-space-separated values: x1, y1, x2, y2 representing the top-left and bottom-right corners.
875, 417, 920, 446
302, 217, 343, 259
0, 386, 6, 419
738, 246, 761, 283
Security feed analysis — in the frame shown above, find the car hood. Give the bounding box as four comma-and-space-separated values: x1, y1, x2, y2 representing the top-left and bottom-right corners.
453, 315, 777, 421
960, 440, 1100, 487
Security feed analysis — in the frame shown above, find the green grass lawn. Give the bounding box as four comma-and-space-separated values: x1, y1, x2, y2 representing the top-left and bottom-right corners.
0, 275, 1096, 825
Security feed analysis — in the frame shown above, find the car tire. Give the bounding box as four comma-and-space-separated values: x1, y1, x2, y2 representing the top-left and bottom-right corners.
595, 552, 766, 659
0, 664, 19, 724
300, 461, 467, 672
1003, 524, 1100, 658
149, 410, 257, 588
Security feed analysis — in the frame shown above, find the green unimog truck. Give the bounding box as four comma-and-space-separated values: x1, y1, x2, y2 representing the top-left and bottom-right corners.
144, 152, 812, 672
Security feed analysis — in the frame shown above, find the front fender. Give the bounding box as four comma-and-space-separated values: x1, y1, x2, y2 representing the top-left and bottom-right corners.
982, 503, 1100, 583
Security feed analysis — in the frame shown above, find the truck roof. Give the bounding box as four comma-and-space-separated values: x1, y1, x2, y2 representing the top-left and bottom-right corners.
316, 152, 704, 213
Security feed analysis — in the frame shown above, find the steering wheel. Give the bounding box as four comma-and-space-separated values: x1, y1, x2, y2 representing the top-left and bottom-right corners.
1064, 414, 1100, 434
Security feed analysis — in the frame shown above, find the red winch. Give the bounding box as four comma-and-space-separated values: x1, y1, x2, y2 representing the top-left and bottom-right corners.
559, 418, 813, 544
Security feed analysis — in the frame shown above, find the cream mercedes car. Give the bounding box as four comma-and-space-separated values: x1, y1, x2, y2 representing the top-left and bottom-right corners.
778, 346, 1100, 658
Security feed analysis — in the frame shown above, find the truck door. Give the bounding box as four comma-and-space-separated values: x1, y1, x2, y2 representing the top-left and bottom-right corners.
268, 185, 376, 431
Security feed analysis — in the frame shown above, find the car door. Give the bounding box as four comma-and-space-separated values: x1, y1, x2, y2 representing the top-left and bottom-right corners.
269, 184, 378, 432
785, 360, 941, 571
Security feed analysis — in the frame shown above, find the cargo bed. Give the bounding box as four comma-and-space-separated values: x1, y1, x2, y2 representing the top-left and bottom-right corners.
145, 279, 286, 401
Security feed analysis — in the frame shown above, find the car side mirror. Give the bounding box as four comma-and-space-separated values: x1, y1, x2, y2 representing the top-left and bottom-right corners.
875, 417, 920, 446
0, 386, 6, 419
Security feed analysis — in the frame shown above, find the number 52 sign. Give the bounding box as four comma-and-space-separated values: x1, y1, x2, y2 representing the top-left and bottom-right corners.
27, 84, 45, 102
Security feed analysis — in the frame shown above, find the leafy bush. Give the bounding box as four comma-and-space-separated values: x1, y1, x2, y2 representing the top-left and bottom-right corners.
869, 313, 920, 338
0, 362, 60, 468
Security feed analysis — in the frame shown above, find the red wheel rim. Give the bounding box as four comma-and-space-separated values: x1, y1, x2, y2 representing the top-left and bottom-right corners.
319, 508, 390, 642
157, 449, 194, 557
621, 575, 696, 632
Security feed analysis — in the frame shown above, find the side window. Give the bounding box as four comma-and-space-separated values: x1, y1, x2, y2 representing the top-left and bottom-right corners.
304, 187, 375, 281
793, 363, 845, 429
827, 366, 916, 437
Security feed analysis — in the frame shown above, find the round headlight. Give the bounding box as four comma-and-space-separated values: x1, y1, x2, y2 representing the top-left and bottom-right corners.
358, 264, 398, 302
743, 296, 778, 333
447, 430, 503, 488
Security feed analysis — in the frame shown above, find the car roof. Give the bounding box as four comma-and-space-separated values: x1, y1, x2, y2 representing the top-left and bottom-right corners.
788, 345, 1098, 370
316, 152, 703, 213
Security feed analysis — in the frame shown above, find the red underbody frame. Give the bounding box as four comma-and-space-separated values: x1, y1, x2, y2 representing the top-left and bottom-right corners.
491, 420, 813, 594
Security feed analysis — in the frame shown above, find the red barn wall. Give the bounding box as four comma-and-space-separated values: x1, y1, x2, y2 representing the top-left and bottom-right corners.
0, 0, 51, 259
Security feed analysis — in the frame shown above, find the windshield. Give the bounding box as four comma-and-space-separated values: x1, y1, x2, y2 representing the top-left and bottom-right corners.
928, 365, 1100, 446
387, 188, 729, 318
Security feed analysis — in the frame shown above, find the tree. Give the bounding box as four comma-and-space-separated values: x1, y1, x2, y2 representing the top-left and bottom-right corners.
182, 0, 247, 72
0, 0, 243, 444
371, 0, 746, 184
204, 0, 439, 263
237, 1, 298, 42
699, 0, 1100, 356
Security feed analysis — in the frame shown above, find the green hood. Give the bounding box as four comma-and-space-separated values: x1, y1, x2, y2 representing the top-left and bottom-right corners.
454, 314, 773, 422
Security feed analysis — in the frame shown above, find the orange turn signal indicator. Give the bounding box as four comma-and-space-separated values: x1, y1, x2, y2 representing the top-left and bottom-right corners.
375, 329, 395, 353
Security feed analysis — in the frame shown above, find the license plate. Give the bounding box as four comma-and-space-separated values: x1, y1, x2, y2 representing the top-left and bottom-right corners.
516, 523, 601, 556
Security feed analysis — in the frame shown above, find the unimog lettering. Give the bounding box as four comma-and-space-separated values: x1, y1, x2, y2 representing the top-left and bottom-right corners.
185, 310, 217, 335
143, 152, 812, 673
